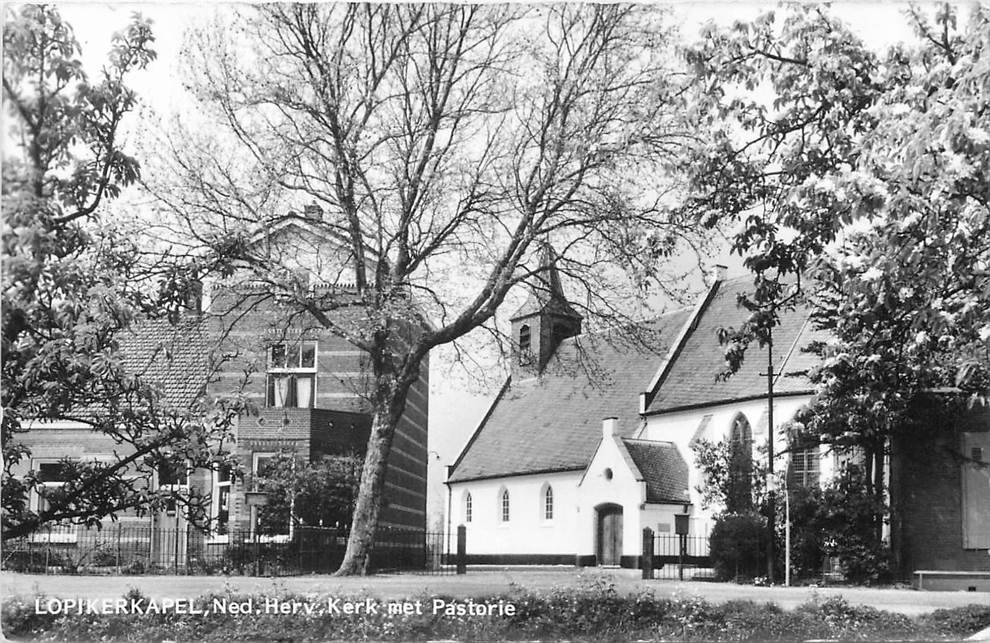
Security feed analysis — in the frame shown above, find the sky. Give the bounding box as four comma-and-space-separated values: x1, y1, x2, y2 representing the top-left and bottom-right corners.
35, 1, 941, 527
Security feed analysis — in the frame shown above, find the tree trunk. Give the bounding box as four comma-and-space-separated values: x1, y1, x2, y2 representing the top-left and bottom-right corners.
334, 364, 417, 575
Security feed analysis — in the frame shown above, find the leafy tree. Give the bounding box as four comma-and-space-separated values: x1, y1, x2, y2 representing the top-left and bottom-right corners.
1, 6, 238, 539
149, 4, 702, 574
677, 5, 990, 554
786, 465, 890, 584
254, 452, 361, 535
691, 438, 769, 514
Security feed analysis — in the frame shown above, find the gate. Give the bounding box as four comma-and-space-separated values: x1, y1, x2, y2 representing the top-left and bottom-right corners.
641, 528, 713, 580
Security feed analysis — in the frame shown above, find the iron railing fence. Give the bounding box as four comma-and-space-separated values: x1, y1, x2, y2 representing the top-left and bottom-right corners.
648, 533, 716, 581
2, 524, 456, 576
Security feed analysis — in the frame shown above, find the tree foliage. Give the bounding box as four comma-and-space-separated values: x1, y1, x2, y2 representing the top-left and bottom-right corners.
1, 6, 238, 539
691, 438, 768, 514
678, 5, 990, 556
148, 4, 702, 573
786, 465, 891, 584
254, 452, 362, 535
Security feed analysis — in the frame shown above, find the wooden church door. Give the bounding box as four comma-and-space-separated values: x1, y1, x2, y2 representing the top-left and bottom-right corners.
597, 505, 623, 566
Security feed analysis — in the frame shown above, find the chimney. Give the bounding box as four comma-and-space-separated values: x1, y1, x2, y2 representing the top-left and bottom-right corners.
303, 204, 322, 221
715, 264, 728, 282
602, 417, 619, 440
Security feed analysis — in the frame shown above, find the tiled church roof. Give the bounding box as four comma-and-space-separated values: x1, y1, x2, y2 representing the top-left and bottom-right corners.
621, 438, 690, 504
447, 309, 691, 483
645, 276, 822, 414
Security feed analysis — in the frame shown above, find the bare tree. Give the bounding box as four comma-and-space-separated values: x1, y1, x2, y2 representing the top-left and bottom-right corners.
146, 4, 701, 574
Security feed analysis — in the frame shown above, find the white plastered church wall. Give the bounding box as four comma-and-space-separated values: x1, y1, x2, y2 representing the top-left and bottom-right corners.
639, 395, 837, 535
448, 470, 581, 556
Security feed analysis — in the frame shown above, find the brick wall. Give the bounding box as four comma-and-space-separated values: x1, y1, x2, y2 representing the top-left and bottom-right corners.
210, 287, 429, 533
890, 401, 990, 576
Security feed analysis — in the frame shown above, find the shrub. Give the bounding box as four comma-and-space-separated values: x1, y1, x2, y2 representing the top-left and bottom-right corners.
784, 465, 892, 585
709, 512, 766, 581
925, 604, 990, 635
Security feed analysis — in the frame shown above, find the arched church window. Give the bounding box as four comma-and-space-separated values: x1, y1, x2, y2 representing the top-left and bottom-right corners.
727, 413, 753, 513
500, 488, 510, 522
544, 485, 554, 520
464, 492, 473, 523
518, 325, 532, 365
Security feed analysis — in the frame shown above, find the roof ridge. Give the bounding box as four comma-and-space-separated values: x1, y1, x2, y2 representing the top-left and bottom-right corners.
555, 307, 693, 346
622, 437, 676, 446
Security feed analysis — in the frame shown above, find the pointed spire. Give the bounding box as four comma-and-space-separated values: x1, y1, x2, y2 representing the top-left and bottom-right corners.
509, 243, 583, 322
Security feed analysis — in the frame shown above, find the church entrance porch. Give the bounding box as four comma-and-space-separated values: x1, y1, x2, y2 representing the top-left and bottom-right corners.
596, 504, 623, 566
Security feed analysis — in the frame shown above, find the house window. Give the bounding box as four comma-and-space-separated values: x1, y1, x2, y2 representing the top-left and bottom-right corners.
157, 458, 188, 517
266, 340, 317, 408
518, 325, 532, 365
157, 459, 189, 487
253, 452, 291, 538
212, 464, 232, 536
544, 485, 553, 520
464, 492, 472, 523
500, 488, 510, 522
252, 453, 278, 487
727, 413, 753, 513
30, 462, 71, 515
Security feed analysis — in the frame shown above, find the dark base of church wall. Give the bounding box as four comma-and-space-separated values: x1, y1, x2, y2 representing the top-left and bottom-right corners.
890, 402, 990, 578
461, 554, 582, 565
619, 555, 641, 569
461, 554, 644, 568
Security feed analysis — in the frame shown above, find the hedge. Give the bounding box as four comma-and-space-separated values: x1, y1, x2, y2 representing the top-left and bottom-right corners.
4, 581, 988, 642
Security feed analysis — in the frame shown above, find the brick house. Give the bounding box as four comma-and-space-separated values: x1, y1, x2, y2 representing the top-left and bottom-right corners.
11, 317, 213, 564
10, 208, 429, 562
447, 262, 990, 582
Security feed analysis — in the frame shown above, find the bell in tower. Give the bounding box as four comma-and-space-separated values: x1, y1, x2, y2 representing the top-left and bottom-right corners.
510, 244, 583, 380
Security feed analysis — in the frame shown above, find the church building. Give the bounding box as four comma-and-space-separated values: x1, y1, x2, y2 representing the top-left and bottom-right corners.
446, 254, 990, 584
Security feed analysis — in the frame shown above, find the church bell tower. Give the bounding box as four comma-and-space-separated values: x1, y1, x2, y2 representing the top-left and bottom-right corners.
510, 244, 583, 380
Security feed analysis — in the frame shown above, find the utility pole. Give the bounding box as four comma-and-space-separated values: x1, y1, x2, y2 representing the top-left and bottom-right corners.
765, 327, 776, 584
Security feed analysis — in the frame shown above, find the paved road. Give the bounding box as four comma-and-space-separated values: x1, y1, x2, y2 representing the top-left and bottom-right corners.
3, 568, 988, 617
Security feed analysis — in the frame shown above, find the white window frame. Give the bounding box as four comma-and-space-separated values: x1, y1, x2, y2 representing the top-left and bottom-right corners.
543, 484, 554, 522
252, 452, 293, 542
464, 491, 472, 523
499, 488, 510, 523
155, 457, 190, 523
207, 464, 233, 543
266, 340, 318, 409
788, 446, 821, 488
28, 460, 77, 543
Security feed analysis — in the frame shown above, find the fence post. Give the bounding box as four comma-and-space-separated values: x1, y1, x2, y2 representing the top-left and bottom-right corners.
456, 524, 466, 575
641, 527, 653, 580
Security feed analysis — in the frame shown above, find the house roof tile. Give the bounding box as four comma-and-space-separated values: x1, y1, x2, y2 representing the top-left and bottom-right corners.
118, 317, 211, 410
